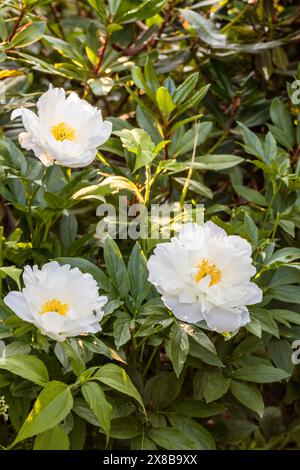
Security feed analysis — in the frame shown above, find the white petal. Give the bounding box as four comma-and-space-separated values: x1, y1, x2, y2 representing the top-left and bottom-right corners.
11, 108, 23, 120
227, 235, 252, 257
37, 85, 66, 124
55, 149, 97, 168
13, 108, 40, 138
18, 133, 53, 166
242, 282, 263, 305
203, 306, 244, 333
3, 291, 32, 322
178, 222, 201, 242
162, 294, 204, 323
38, 312, 67, 336
240, 307, 250, 326
203, 221, 227, 237
86, 120, 112, 148
41, 261, 62, 272
36, 151, 54, 167
18, 132, 34, 150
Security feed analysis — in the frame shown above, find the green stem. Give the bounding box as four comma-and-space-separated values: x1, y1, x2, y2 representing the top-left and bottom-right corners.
270, 211, 280, 241
262, 181, 279, 233
0, 226, 3, 296
254, 181, 280, 263
27, 167, 49, 241
142, 346, 159, 379
144, 165, 151, 205
221, 4, 250, 33
208, 130, 228, 154
180, 121, 199, 207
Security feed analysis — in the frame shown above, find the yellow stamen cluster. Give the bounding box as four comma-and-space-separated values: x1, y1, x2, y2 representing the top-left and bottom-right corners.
51, 122, 75, 142
194, 259, 222, 287
40, 299, 69, 316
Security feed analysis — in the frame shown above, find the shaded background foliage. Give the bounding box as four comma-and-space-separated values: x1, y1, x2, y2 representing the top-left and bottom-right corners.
0, 0, 300, 450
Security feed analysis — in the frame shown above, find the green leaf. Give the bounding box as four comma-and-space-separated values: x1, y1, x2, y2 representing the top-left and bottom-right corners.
11, 21, 46, 48
12, 381, 73, 446
234, 185, 268, 206
73, 175, 144, 203
238, 122, 265, 160
103, 237, 130, 298
0, 355, 49, 386
268, 247, 300, 265
216, 419, 257, 443
174, 399, 225, 418
73, 398, 100, 427
117, 0, 166, 24
88, 77, 114, 96
170, 85, 210, 121
250, 307, 279, 338
116, 128, 154, 155
245, 318, 262, 338
134, 147, 156, 172
232, 365, 289, 383
59, 215, 78, 249
110, 417, 142, 439
149, 372, 184, 410
271, 308, 300, 326
264, 132, 277, 161
144, 57, 160, 100
108, 0, 121, 16
0, 266, 22, 289
270, 98, 294, 148
189, 338, 224, 367
33, 425, 70, 450
147, 427, 198, 450
267, 339, 294, 375
168, 114, 204, 135
93, 364, 144, 410
180, 9, 226, 47
131, 65, 146, 91
87, 0, 105, 19
269, 286, 300, 304
81, 382, 112, 442
167, 415, 215, 450
244, 213, 258, 244
0, 137, 27, 173
231, 380, 264, 417
113, 316, 131, 350
173, 72, 199, 104
136, 105, 161, 143
156, 87, 176, 115
128, 243, 150, 307
180, 324, 216, 354
174, 177, 212, 199
0, 17, 7, 41
83, 336, 126, 364
203, 371, 230, 403
61, 339, 86, 377
124, 85, 157, 119
131, 435, 157, 450
196, 154, 243, 170
69, 415, 86, 450
164, 154, 243, 172
165, 323, 189, 377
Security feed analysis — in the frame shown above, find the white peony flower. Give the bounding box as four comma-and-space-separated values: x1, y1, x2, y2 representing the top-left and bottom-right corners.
147, 222, 262, 333
4, 261, 107, 342
11, 85, 112, 168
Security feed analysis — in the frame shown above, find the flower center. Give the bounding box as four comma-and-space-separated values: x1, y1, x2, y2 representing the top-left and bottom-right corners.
51, 122, 75, 142
40, 299, 69, 316
194, 259, 222, 287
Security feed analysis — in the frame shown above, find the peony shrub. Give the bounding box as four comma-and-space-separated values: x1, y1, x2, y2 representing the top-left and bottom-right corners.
0, 0, 300, 451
